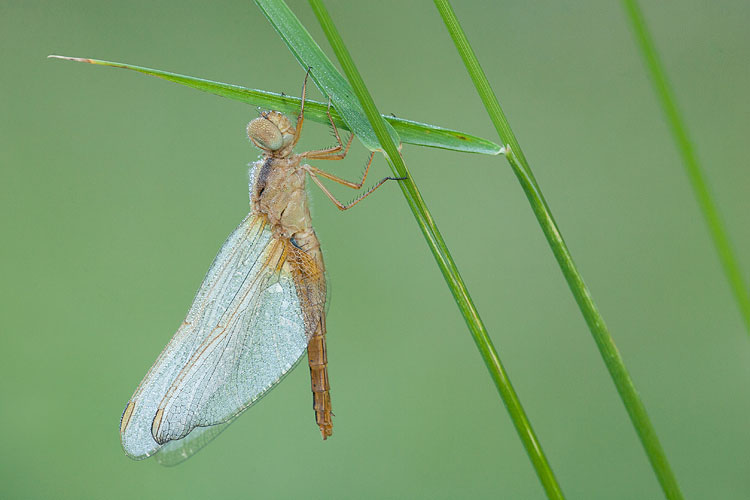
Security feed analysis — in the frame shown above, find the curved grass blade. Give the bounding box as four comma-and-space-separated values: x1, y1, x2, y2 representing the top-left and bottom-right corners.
254, 0, 399, 152
433, 1, 683, 498
47, 55, 500, 155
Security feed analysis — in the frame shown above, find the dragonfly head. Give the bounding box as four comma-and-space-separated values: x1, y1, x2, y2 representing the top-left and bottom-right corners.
247, 111, 295, 155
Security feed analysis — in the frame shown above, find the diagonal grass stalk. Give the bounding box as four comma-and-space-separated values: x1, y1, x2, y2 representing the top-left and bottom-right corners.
621, 0, 750, 334
306, 0, 565, 498
432, 1, 685, 499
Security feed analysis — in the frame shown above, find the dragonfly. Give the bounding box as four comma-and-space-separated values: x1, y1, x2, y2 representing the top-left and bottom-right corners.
119, 71, 403, 464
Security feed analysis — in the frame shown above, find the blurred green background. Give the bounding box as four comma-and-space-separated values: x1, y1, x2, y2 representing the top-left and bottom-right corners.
2, 1, 749, 498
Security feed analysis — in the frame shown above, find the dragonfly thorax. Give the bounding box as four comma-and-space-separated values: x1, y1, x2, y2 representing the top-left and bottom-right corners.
251, 157, 314, 242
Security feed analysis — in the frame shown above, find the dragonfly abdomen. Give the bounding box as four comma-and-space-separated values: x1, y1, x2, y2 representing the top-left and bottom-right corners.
307, 316, 333, 439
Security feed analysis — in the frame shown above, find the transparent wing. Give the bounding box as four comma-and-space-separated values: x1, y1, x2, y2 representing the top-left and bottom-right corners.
152, 251, 309, 443
154, 417, 235, 466
119, 213, 315, 460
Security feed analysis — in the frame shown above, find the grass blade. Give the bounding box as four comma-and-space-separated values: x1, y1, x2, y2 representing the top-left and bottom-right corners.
301, 0, 565, 498
391, 116, 501, 155
621, 0, 750, 334
432, 1, 685, 499
47, 55, 501, 156
255, 0, 399, 151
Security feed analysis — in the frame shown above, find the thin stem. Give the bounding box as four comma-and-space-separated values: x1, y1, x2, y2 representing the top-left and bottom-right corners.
621, 0, 750, 334
433, 1, 685, 499
308, 1, 566, 499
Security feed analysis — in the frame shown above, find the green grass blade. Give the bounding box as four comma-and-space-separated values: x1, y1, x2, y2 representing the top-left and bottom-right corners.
392, 116, 501, 155
254, 0, 399, 151
302, 1, 565, 499
433, 1, 685, 499
47, 55, 501, 156
621, 0, 750, 334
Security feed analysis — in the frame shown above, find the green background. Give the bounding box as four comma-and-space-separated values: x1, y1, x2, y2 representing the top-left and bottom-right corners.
2, 1, 749, 498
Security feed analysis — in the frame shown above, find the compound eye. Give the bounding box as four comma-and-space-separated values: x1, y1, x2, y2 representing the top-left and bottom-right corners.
247, 118, 283, 151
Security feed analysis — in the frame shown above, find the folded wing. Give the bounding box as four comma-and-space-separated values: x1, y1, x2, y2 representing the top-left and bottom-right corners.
120, 214, 313, 460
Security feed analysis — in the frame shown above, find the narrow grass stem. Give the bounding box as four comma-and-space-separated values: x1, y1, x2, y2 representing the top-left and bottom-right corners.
621, 0, 750, 334
308, 1, 565, 498
433, 1, 685, 499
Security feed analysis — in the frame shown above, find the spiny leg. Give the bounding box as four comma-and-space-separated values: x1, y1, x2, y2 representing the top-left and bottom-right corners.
304, 151, 376, 189
301, 131, 354, 160
318, 98, 353, 159
306, 166, 405, 211
300, 98, 354, 160
290, 67, 312, 149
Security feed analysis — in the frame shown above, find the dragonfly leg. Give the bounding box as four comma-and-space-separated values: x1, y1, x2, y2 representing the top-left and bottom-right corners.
305, 151, 376, 189
300, 98, 354, 160
305, 163, 405, 211
290, 67, 312, 149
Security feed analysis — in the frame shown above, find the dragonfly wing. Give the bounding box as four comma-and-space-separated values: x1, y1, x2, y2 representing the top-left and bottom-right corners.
152, 255, 309, 443
120, 214, 313, 460
154, 416, 235, 466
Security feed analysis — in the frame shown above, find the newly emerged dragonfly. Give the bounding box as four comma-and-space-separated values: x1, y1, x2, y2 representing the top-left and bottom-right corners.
119, 71, 403, 464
